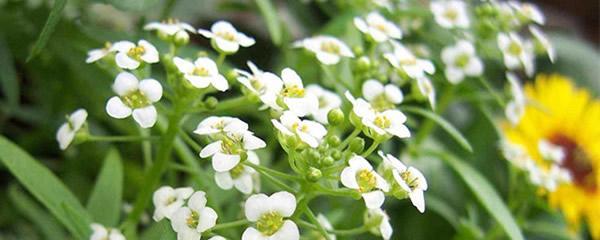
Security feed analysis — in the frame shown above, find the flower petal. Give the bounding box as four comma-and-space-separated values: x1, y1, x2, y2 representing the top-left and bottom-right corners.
139, 79, 163, 102
244, 193, 270, 221
270, 191, 296, 217
132, 106, 158, 128
115, 52, 140, 70
362, 79, 384, 102
362, 190, 385, 209
113, 72, 139, 96
271, 220, 300, 240
212, 152, 241, 172
106, 97, 132, 119
197, 207, 218, 232
214, 172, 234, 190
200, 141, 222, 158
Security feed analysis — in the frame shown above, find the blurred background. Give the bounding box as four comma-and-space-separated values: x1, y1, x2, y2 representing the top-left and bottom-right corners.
0, 0, 597, 239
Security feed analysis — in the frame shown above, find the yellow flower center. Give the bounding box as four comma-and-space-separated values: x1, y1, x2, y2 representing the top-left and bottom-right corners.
192, 66, 210, 76
508, 41, 522, 56
371, 94, 395, 111
281, 85, 305, 98
455, 53, 470, 68
374, 115, 391, 129
127, 45, 146, 60
444, 9, 458, 21
216, 31, 236, 41
550, 134, 596, 192
399, 56, 417, 66
230, 163, 246, 179
257, 211, 284, 236
400, 171, 419, 190
121, 90, 150, 108
357, 169, 377, 192
186, 210, 199, 228
320, 41, 340, 54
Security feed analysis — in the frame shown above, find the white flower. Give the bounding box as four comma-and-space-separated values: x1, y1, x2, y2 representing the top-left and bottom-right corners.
316, 214, 336, 240
112, 40, 159, 70
384, 43, 435, 79
508, 1, 544, 25
340, 155, 390, 209
538, 139, 565, 164
90, 223, 125, 240
365, 208, 393, 240
200, 130, 266, 172
430, 0, 470, 29
56, 109, 87, 150
416, 76, 436, 109
144, 19, 195, 38
208, 236, 226, 240
242, 191, 299, 240
279, 68, 319, 117
173, 57, 229, 91
500, 140, 534, 170
441, 40, 483, 84
497, 32, 535, 76
236, 61, 283, 110
271, 111, 327, 148
86, 42, 115, 63
505, 72, 525, 125
529, 26, 555, 63
345, 92, 411, 139
214, 151, 260, 194
171, 191, 218, 240
194, 116, 249, 136
526, 162, 571, 191
106, 72, 162, 128
354, 12, 402, 42
294, 36, 354, 65
198, 21, 255, 54
378, 152, 427, 213
152, 186, 194, 221
305, 85, 341, 124
362, 79, 403, 111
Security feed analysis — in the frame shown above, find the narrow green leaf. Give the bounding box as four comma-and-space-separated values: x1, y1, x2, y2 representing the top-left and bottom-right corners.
429, 150, 524, 240
401, 106, 473, 152
0, 37, 19, 108
0, 136, 91, 237
91, 0, 161, 12
26, 0, 67, 62
255, 0, 282, 45
426, 194, 459, 229
62, 203, 92, 240
86, 149, 123, 227
140, 220, 176, 240
8, 185, 67, 240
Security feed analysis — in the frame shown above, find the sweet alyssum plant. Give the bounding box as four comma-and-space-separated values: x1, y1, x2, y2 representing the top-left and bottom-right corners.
50, 0, 562, 239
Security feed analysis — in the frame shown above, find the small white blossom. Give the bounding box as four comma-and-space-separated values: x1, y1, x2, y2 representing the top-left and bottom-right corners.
508, 1, 544, 25
208, 236, 226, 240
441, 40, 483, 84
200, 129, 266, 172
56, 109, 87, 150
529, 26, 555, 63
362, 79, 403, 110
316, 214, 336, 240
112, 40, 159, 70
90, 223, 125, 240
152, 186, 194, 221
294, 36, 354, 65
497, 32, 535, 76
171, 191, 218, 240
378, 152, 427, 213
416, 76, 436, 109
500, 140, 534, 170
106, 72, 163, 128
505, 72, 525, 125
340, 155, 390, 209
242, 191, 299, 240
279, 68, 319, 117
272, 111, 327, 148
194, 116, 249, 136
365, 208, 393, 240
214, 151, 260, 194
354, 12, 402, 42
198, 21, 255, 54
526, 162, 571, 191
538, 139, 565, 164
173, 57, 229, 91
384, 43, 435, 79
430, 0, 470, 29
86, 42, 115, 63
236, 61, 283, 110
305, 85, 341, 124
345, 92, 411, 139
144, 19, 195, 38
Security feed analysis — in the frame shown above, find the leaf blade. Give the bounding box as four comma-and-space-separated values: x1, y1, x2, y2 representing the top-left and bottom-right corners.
86, 149, 123, 227
255, 0, 282, 45
8, 185, 67, 240
402, 106, 473, 152
26, 0, 67, 62
0, 37, 19, 108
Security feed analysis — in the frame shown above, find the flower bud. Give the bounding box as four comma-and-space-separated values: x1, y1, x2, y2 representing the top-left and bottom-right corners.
197, 51, 209, 58
173, 31, 189, 46
327, 108, 345, 125
226, 69, 238, 81
307, 149, 321, 164
354, 56, 371, 72
322, 156, 335, 167
204, 96, 218, 109
331, 149, 342, 160
348, 137, 365, 153
306, 167, 322, 182
352, 46, 364, 56
327, 135, 341, 147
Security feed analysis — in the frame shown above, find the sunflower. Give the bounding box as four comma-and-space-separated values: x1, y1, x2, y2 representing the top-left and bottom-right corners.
502, 74, 600, 238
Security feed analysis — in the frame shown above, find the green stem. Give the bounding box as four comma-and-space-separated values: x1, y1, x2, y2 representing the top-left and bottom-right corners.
253, 166, 297, 193
477, 77, 505, 107
139, 127, 152, 169
210, 219, 251, 231
178, 129, 202, 152
339, 128, 361, 150
304, 207, 332, 240
361, 139, 381, 157
122, 102, 187, 235
297, 220, 369, 235
160, 0, 178, 19
209, 96, 248, 113
86, 135, 158, 142
216, 53, 226, 66
415, 84, 455, 145
244, 162, 301, 181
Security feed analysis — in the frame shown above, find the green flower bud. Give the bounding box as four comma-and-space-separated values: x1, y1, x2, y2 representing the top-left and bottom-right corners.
352, 46, 364, 56
354, 56, 371, 72
205, 96, 218, 109
349, 137, 365, 153
197, 51, 209, 58
226, 69, 238, 81
327, 135, 341, 147
306, 167, 322, 182
327, 108, 345, 125
307, 149, 321, 164
322, 156, 335, 167
173, 31, 189, 46
331, 149, 342, 160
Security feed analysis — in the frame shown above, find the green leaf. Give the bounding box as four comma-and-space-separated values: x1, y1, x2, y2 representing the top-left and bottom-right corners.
86, 149, 123, 227
401, 106, 473, 152
62, 203, 92, 240
0, 37, 19, 108
140, 220, 176, 240
26, 0, 67, 62
255, 0, 282, 45
8, 185, 67, 240
92, 0, 161, 12
0, 136, 91, 237
429, 150, 524, 240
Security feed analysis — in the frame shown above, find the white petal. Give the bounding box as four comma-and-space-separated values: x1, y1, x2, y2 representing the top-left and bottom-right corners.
212, 153, 241, 172
106, 97, 132, 119
139, 40, 159, 63
215, 172, 234, 190
281, 68, 303, 87
272, 120, 293, 136
241, 227, 267, 240
113, 72, 139, 96
244, 193, 270, 221
234, 174, 253, 194
316, 52, 341, 65
200, 141, 222, 158
464, 58, 483, 76
185, 75, 212, 89
243, 133, 266, 150
340, 167, 359, 189
132, 106, 158, 128
210, 75, 229, 92
362, 79, 384, 102
197, 207, 218, 232
298, 132, 319, 148
362, 191, 385, 209
69, 109, 88, 130
270, 191, 297, 217
115, 52, 140, 70
445, 67, 464, 84
188, 191, 207, 211
197, 29, 214, 38
354, 17, 369, 33
284, 97, 314, 117
409, 190, 426, 213
384, 84, 403, 104
215, 38, 239, 53
111, 41, 135, 52
139, 79, 163, 102
348, 156, 373, 171
236, 32, 256, 47
173, 57, 195, 74
270, 220, 300, 240
380, 217, 393, 240
56, 124, 75, 150
86, 49, 107, 63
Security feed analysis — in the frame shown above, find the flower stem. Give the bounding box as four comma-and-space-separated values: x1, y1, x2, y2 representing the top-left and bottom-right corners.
211, 96, 248, 112
216, 53, 226, 66
252, 165, 297, 193
210, 219, 251, 231
415, 84, 455, 145
178, 129, 202, 152
86, 135, 158, 142
361, 139, 381, 157
477, 76, 505, 107
339, 128, 361, 150
304, 208, 332, 240
244, 162, 301, 181
298, 220, 369, 235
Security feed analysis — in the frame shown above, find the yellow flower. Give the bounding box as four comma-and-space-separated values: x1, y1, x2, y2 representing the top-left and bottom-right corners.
502, 74, 600, 238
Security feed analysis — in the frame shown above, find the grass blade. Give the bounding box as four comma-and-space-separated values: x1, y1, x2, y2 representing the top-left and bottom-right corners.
26, 0, 67, 62
86, 148, 123, 227
0, 37, 19, 108
8, 185, 67, 240
255, 0, 282, 45
401, 106, 473, 152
